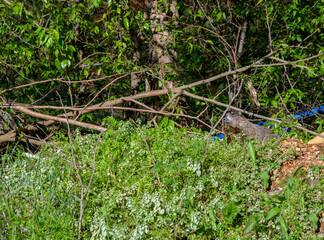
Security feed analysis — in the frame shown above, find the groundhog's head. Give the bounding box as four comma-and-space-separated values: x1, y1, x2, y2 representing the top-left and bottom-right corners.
223, 111, 242, 124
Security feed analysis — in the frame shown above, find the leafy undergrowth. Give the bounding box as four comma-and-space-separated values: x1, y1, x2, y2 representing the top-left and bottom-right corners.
1, 118, 323, 239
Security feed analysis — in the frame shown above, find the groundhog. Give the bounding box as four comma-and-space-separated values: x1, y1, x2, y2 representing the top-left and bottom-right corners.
223, 111, 278, 142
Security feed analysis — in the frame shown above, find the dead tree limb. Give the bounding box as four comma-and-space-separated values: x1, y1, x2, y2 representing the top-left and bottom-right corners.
181, 90, 324, 139
1, 52, 322, 146
1, 105, 212, 129
13, 105, 107, 132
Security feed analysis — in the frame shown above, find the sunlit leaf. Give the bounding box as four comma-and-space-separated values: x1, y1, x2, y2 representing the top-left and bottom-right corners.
308, 213, 318, 231
266, 207, 281, 220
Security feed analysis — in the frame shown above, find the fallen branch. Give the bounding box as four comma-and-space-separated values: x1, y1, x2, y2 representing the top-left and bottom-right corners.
14, 105, 107, 131
181, 90, 324, 139
1, 51, 322, 146
1, 104, 212, 129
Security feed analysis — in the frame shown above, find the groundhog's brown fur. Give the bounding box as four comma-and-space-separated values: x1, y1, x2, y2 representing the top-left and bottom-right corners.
223, 111, 277, 142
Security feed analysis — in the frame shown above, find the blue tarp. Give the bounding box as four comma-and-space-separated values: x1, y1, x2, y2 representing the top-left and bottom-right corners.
213, 105, 324, 140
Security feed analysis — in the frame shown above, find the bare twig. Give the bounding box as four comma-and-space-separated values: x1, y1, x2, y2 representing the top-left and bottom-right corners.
151, 90, 184, 125
237, 21, 247, 57
197, 79, 240, 118
122, 98, 156, 111
58, 92, 84, 240
265, 5, 273, 50
177, 194, 185, 234
73, 52, 112, 69
84, 131, 104, 197
268, 56, 319, 77
252, 52, 324, 68
1, 78, 64, 93
1, 69, 150, 93
75, 73, 133, 120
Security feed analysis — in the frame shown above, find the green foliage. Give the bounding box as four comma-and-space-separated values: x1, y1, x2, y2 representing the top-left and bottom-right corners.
1, 120, 323, 239
248, 141, 256, 167
0, 0, 323, 137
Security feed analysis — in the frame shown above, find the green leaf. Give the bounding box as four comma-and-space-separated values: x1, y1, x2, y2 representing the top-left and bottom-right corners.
54, 37, 64, 49
278, 216, 288, 239
40, 35, 49, 45
185, 188, 195, 205
55, 58, 61, 69
191, 127, 200, 133
283, 94, 289, 104
143, 23, 150, 30
35, 27, 43, 34
68, 45, 76, 53
52, 29, 60, 42
317, 122, 322, 133
84, 70, 89, 78
245, 213, 261, 233
25, 67, 30, 76
257, 0, 264, 5
54, 49, 59, 57
216, 12, 222, 22
222, 12, 226, 19
308, 213, 318, 231
61, 60, 71, 69
13, 5, 22, 16
19, 71, 25, 78
45, 37, 53, 48
266, 207, 281, 220
161, 117, 169, 127
38, 29, 46, 40
207, 40, 214, 45
92, 0, 100, 8
224, 201, 239, 222
248, 141, 256, 162
271, 100, 278, 108
292, 166, 303, 177
209, 207, 217, 229
259, 171, 269, 189
94, 26, 100, 34
319, 64, 324, 74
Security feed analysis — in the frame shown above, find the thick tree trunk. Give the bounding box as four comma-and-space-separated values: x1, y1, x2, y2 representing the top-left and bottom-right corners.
149, 0, 178, 86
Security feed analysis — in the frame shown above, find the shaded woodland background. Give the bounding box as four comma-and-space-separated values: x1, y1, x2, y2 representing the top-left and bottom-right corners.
0, 0, 323, 146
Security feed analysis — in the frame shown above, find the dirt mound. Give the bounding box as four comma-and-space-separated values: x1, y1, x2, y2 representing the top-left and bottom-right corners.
271, 138, 324, 191
270, 137, 324, 234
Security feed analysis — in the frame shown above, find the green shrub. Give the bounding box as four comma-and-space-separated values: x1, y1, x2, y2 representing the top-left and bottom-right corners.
1, 119, 323, 239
